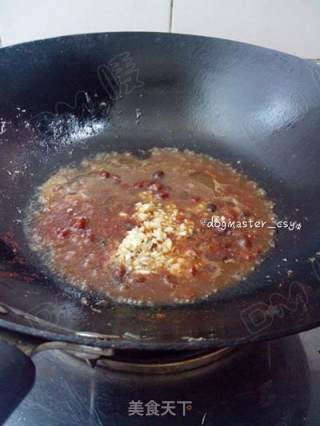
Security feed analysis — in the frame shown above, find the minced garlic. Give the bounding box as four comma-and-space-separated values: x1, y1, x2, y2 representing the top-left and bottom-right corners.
114, 191, 194, 275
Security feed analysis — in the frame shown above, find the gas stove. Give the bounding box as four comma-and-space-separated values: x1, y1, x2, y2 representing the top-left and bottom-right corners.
0, 57, 319, 426
0, 326, 319, 425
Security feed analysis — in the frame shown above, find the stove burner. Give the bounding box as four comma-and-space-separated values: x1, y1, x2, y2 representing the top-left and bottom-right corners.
4, 333, 314, 425
96, 346, 242, 374
32, 341, 246, 374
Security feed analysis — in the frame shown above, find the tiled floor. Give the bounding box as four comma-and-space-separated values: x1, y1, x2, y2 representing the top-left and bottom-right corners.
0, 0, 320, 58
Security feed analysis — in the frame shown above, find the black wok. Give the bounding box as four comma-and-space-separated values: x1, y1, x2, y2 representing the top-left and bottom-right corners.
0, 32, 320, 351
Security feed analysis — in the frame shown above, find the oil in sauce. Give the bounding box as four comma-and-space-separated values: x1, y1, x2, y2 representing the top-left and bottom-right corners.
25, 148, 275, 305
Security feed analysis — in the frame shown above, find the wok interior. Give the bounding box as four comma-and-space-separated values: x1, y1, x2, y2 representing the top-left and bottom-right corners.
0, 33, 319, 349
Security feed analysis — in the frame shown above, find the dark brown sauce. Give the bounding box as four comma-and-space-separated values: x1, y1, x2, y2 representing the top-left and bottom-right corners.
25, 148, 275, 305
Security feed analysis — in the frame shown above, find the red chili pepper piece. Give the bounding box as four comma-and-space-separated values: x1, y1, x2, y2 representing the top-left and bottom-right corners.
156, 191, 170, 200
238, 234, 253, 248
190, 265, 197, 276
72, 217, 87, 230
87, 231, 96, 242
100, 170, 110, 178
191, 196, 201, 203
112, 174, 121, 183
207, 203, 217, 212
153, 170, 165, 179
113, 265, 126, 282
133, 180, 145, 189
57, 228, 70, 238
148, 182, 163, 192
135, 275, 146, 283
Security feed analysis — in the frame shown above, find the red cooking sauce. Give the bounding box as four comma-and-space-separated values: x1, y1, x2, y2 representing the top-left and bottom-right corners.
25, 148, 275, 305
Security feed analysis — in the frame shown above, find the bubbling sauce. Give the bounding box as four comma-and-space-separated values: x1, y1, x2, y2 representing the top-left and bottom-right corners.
25, 148, 275, 305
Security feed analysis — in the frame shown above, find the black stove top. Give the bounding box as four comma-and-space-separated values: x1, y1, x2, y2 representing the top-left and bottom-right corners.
0, 326, 319, 425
